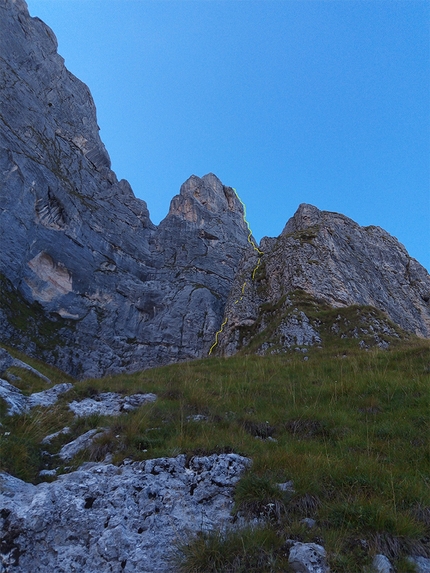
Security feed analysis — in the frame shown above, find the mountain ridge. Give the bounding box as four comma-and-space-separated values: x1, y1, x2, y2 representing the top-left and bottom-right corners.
1, 0, 429, 379
215, 203, 430, 357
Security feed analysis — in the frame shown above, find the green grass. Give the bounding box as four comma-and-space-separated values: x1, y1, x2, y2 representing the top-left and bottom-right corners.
172, 526, 289, 572
0, 337, 429, 571
0, 274, 77, 354
231, 288, 410, 357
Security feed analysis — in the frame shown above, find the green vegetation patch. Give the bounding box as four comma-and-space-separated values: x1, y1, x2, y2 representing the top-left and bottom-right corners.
1, 338, 428, 570
173, 526, 289, 573
0, 273, 77, 354
235, 290, 409, 355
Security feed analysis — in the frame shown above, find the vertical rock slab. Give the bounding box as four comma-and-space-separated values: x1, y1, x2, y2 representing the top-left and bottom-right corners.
152, 174, 250, 362
217, 204, 430, 355
0, 0, 251, 377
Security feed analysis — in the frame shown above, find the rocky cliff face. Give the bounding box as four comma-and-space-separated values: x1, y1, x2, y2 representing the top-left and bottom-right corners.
216, 203, 430, 356
0, 0, 251, 377
1, 0, 429, 379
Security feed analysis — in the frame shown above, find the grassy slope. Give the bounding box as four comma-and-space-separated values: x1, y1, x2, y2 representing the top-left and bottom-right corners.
0, 338, 429, 572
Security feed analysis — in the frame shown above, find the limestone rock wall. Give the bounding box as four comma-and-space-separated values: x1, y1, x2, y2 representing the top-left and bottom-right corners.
217, 204, 430, 355
1, 1, 429, 377
0, 0, 251, 377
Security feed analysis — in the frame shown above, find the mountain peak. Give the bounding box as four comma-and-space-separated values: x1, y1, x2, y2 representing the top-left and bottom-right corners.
0, 0, 429, 379
0, 0, 251, 377
282, 203, 323, 234
216, 204, 430, 357
166, 173, 243, 222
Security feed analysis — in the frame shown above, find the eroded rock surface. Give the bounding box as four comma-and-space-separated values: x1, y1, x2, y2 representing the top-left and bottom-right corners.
0, 0, 251, 378
0, 453, 250, 573
288, 541, 330, 573
0, 378, 72, 415
217, 204, 430, 355
68, 392, 157, 417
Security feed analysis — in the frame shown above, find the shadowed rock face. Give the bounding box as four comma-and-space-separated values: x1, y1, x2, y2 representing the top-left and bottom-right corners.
0, 0, 251, 377
1, 1, 429, 377
277, 204, 430, 331
217, 204, 430, 355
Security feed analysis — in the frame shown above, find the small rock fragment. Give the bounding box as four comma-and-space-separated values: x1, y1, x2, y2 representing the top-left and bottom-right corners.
59, 429, 108, 461
288, 541, 329, 573
39, 469, 58, 478
300, 517, 316, 529
41, 427, 71, 445
372, 554, 394, 573
277, 481, 295, 493
186, 414, 208, 422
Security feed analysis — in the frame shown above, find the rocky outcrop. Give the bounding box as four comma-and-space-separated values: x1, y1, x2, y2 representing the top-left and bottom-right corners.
0, 375, 156, 418
68, 391, 157, 417
0, 453, 250, 573
217, 204, 430, 355
1, 0, 429, 378
0, 0, 251, 378
287, 541, 330, 573
0, 378, 72, 415
0, 348, 50, 383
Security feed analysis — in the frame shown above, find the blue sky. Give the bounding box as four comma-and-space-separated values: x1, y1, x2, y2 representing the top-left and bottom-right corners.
26, 0, 429, 270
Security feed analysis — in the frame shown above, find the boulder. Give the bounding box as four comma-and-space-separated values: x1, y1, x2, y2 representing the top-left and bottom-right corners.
288, 541, 330, 573
68, 392, 157, 417
372, 554, 394, 573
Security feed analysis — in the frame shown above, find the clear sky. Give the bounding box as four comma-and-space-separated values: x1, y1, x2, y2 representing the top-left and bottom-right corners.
26, 0, 429, 270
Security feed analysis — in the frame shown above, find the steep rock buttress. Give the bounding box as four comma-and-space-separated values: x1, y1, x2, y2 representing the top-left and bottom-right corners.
0, 0, 251, 377
216, 204, 430, 356
1, 1, 429, 376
